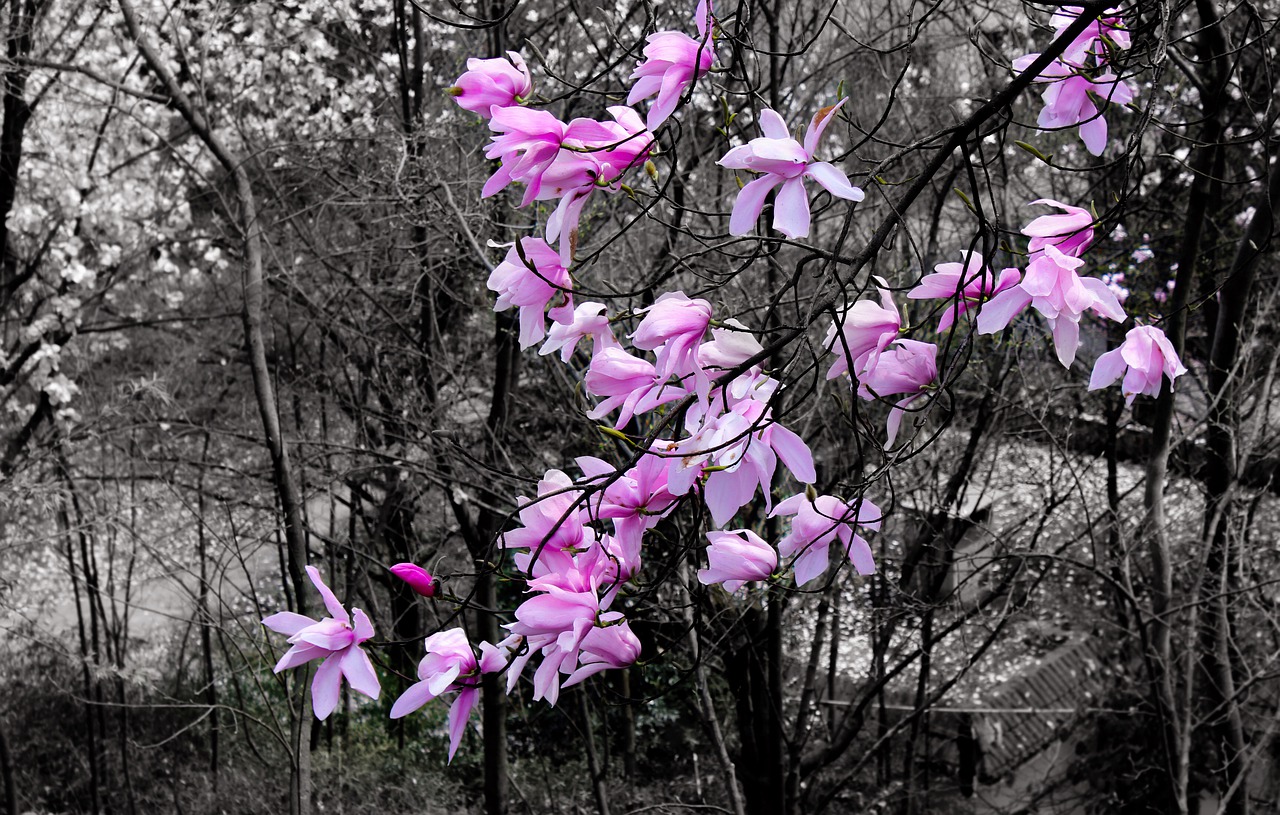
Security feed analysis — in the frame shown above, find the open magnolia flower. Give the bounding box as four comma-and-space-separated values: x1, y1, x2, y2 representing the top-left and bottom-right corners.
1089, 325, 1187, 405
262, 566, 380, 720
718, 99, 864, 239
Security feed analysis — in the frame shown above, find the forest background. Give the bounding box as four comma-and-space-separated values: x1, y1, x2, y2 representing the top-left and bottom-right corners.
1, 0, 1278, 813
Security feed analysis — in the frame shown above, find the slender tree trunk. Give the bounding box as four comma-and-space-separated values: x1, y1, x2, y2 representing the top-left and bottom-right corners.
0, 718, 14, 815
115, 3, 314, 811
1199, 154, 1279, 815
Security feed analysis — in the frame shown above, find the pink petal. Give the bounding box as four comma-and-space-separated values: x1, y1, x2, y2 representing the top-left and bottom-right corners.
975, 287, 1032, 334
729, 175, 782, 235
773, 177, 811, 238
447, 688, 480, 763
262, 611, 317, 637
757, 108, 790, 140
340, 647, 380, 699
389, 679, 436, 719
306, 566, 349, 624
1078, 111, 1108, 156
1052, 318, 1081, 368
805, 162, 864, 202
274, 643, 326, 673
1089, 347, 1128, 391
792, 543, 829, 587
769, 423, 816, 484
311, 657, 343, 720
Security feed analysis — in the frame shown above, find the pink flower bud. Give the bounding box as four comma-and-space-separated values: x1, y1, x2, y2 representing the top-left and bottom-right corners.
390, 563, 438, 598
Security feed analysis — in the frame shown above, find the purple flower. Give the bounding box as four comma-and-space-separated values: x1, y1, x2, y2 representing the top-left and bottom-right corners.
1012, 57, 1135, 156
488, 237, 574, 349
389, 628, 504, 762
1050, 6, 1131, 65
1022, 198, 1096, 257
631, 291, 714, 383
584, 347, 686, 428
718, 100, 865, 239
771, 494, 882, 587
627, 0, 716, 130
449, 52, 532, 118
699, 529, 777, 593
390, 563, 437, 598
978, 243, 1127, 368
856, 339, 939, 447
825, 279, 901, 380
907, 252, 1022, 333
1089, 325, 1187, 405
262, 566, 380, 720
539, 301, 618, 362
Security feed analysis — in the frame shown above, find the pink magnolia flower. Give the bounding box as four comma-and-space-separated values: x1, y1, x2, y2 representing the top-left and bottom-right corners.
483, 106, 568, 202
1089, 325, 1187, 405
825, 279, 901, 380
389, 628, 505, 762
449, 52, 532, 118
907, 252, 1022, 333
540, 301, 619, 361
857, 339, 938, 447
697, 320, 764, 370
718, 100, 865, 239
699, 529, 777, 593
666, 388, 816, 526
390, 563, 437, 598
584, 347, 686, 427
627, 0, 716, 129
262, 566, 380, 720
500, 469, 596, 578
772, 493, 882, 587
978, 243, 1127, 368
1050, 6, 1131, 65
1012, 56, 1135, 156
541, 107, 653, 264
631, 291, 714, 382
1022, 198, 1096, 257
488, 237, 574, 349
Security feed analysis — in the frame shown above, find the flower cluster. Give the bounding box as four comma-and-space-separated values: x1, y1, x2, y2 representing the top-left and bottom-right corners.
259, 0, 1188, 770
1013, 5, 1135, 156
826, 279, 938, 447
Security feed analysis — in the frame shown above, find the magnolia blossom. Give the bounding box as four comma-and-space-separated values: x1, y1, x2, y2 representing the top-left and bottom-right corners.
390, 629, 505, 761
390, 563, 437, 598
666, 396, 816, 526
501, 577, 642, 705
488, 237, 573, 349
484, 106, 653, 264
540, 301, 618, 361
584, 347, 685, 428
857, 339, 938, 447
449, 52, 532, 118
631, 291, 714, 385
1023, 198, 1096, 257
907, 252, 1021, 333
1013, 19, 1136, 158
978, 243, 1126, 367
718, 100, 864, 239
699, 529, 777, 593
772, 493, 881, 587
483, 106, 567, 202
262, 566, 379, 720
826, 279, 901, 380
1089, 325, 1187, 405
627, 0, 715, 129
1050, 6, 1131, 65
500, 469, 597, 578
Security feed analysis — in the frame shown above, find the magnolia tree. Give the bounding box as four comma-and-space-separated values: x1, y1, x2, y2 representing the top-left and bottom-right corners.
250, 0, 1264, 812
